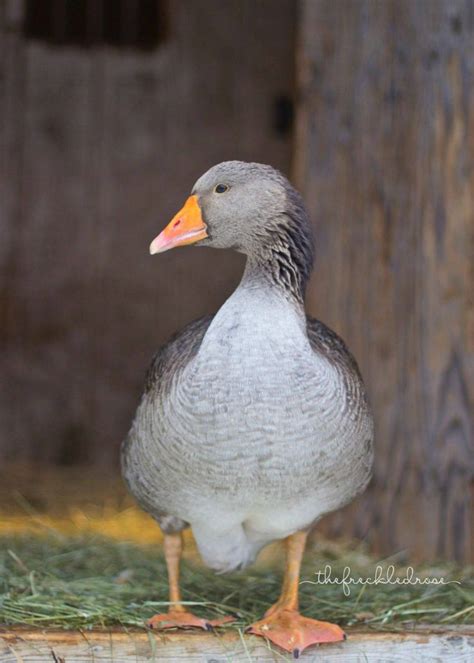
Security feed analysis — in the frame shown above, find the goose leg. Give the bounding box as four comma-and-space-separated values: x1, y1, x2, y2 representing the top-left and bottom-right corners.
247, 530, 345, 657
147, 532, 233, 630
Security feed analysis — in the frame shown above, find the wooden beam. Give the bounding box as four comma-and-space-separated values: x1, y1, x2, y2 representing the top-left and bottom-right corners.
295, 0, 474, 563
1, 626, 474, 662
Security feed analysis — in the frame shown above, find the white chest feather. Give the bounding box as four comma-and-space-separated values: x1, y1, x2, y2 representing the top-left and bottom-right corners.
184, 289, 338, 434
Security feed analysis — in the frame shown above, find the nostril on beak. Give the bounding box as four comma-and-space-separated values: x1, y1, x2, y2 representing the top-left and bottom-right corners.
173, 219, 181, 229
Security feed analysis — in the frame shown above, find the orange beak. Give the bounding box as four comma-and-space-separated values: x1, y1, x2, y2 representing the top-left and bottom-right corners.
149, 195, 208, 255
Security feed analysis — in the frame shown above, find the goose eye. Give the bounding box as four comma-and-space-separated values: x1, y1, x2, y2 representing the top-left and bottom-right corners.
214, 184, 229, 194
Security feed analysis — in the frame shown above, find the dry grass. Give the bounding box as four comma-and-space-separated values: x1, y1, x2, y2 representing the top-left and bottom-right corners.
0, 506, 472, 632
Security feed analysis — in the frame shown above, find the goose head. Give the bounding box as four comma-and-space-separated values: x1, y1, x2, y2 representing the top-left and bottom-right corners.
150, 161, 314, 299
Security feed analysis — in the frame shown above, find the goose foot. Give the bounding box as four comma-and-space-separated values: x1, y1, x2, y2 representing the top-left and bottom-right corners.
147, 610, 234, 631
246, 608, 345, 657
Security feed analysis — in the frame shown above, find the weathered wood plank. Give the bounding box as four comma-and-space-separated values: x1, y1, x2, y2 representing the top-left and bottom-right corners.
1, 627, 473, 662
296, 0, 474, 562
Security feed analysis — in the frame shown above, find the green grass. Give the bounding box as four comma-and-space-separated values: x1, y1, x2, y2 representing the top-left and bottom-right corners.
1, 532, 472, 631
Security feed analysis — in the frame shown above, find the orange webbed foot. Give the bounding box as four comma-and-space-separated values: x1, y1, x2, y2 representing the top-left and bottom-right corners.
147, 610, 235, 631
247, 607, 345, 657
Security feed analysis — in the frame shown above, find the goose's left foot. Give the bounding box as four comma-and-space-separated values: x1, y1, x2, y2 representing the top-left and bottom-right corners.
247, 530, 346, 656
247, 608, 345, 656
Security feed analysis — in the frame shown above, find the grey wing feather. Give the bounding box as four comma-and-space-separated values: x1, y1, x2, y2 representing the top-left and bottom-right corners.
305, 316, 373, 531
306, 316, 363, 379
121, 315, 214, 534
144, 314, 214, 396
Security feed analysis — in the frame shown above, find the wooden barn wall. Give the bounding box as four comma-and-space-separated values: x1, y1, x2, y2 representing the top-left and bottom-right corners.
0, 1, 295, 464
296, 0, 473, 562
1, 0, 473, 564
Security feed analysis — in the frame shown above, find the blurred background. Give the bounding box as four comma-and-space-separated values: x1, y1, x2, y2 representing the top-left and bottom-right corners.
0, 0, 472, 563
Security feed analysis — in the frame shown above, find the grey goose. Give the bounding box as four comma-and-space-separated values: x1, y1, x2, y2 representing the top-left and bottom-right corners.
122, 161, 374, 656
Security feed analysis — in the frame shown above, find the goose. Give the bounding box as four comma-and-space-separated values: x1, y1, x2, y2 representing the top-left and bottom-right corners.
122, 161, 374, 657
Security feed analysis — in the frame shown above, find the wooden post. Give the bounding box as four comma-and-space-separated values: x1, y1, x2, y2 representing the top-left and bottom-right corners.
296, 0, 474, 562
